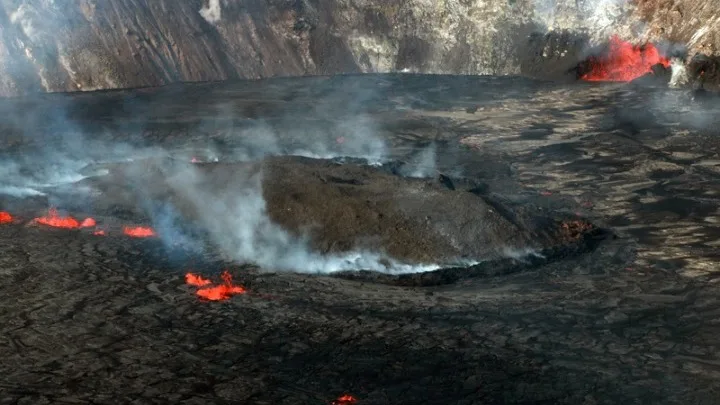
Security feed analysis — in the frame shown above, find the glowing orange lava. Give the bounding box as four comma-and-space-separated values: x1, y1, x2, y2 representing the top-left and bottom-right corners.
332, 394, 358, 405
185, 270, 246, 301
123, 226, 156, 238
93, 230, 106, 236
0, 211, 13, 224
34, 208, 81, 229
80, 217, 97, 228
185, 273, 212, 287
581, 35, 670, 82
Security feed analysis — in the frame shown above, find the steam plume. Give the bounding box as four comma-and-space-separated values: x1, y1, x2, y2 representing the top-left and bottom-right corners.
669, 57, 689, 88
199, 0, 222, 24
399, 143, 437, 178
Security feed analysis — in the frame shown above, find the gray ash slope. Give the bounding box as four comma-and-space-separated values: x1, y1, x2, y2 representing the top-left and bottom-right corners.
1, 74, 720, 403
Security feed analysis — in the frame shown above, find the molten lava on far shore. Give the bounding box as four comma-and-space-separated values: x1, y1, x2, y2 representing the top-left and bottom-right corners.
332, 394, 358, 405
80, 218, 97, 228
123, 226, 156, 238
32, 209, 98, 230
580, 35, 670, 82
185, 271, 246, 301
0, 211, 13, 224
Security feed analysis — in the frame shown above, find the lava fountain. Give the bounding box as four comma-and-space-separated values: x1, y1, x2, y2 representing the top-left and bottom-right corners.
581, 35, 670, 82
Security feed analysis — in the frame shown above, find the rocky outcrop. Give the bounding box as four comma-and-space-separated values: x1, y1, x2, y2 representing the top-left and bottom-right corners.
0, 0, 717, 96
635, 0, 720, 57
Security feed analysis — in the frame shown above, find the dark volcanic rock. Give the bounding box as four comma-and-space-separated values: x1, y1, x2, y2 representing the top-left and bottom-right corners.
687, 53, 720, 91
630, 63, 672, 86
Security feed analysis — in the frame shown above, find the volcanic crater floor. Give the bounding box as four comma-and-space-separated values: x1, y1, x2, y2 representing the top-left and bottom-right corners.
1, 74, 720, 404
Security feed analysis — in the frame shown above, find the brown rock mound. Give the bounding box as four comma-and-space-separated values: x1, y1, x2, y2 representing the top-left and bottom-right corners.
82, 155, 575, 266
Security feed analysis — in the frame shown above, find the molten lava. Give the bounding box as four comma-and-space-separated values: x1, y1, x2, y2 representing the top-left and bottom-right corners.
581, 35, 670, 82
93, 230, 106, 236
34, 208, 81, 229
0, 211, 13, 224
80, 218, 97, 228
185, 273, 212, 287
123, 226, 156, 238
332, 394, 358, 405
185, 270, 246, 301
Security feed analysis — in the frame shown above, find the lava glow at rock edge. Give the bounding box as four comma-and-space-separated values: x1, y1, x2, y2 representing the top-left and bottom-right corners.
581, 35, 670, 82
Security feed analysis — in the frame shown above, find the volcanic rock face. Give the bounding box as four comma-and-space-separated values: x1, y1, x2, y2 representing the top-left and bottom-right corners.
0, 0, 682, 96
635, 0, 720, 58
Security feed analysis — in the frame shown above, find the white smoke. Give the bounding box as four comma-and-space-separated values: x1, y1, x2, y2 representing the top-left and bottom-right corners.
10, 4, 42, 42
0, 156, 93, 197
400, 143, 437, 178
669, 57, 689, 88
532, 0, 637, 43
199, 0, 222, 24
192, 111, 389, 166
0, 185, 45, 198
